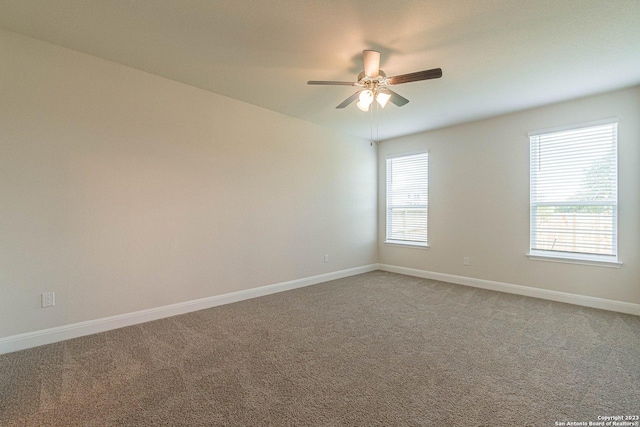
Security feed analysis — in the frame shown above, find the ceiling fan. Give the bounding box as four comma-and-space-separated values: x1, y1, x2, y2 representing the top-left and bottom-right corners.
308, 50, 442, 111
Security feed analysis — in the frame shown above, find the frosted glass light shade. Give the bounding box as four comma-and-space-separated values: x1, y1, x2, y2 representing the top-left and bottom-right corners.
359, 90, 373, 104
356, 100, 370, 111
376, 91, 391, 108
357, 90, 374, 112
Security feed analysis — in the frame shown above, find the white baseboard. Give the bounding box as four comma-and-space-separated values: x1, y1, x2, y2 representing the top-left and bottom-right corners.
377, 264, 640, 316
0, 264, 378, 355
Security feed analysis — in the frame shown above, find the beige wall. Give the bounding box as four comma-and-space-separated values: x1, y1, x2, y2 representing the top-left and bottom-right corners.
0, 30, 377, 338
379, 86, 640, 305
2, 27, 638, 342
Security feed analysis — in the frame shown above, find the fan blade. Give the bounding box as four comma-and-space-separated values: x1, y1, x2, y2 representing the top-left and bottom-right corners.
336, 91, 361, 109
388, 68, 442, 85
308, 80, 356, 86
387, 89, 409, 107
363, 50, 380, 78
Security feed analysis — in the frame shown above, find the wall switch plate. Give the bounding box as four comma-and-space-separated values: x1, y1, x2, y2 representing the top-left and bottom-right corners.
463, 257, 470, 266
324, 254, 329, 263
42, 292, 55, 308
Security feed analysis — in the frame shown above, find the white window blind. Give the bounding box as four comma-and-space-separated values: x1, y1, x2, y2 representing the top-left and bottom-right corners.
386, 152, 428, 246
529, 121, 618, 262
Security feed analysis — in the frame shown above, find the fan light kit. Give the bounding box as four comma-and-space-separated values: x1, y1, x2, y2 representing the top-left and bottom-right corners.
308, 50, 442, 111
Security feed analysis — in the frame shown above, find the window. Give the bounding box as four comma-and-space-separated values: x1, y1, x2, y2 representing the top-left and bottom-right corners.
529, 120, 619, 265
386, 152, 428, 247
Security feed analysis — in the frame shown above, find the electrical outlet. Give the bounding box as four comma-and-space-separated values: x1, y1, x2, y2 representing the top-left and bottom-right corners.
463, 257, 470, 266
324, 254, 329, 263
41, 292, 55, 308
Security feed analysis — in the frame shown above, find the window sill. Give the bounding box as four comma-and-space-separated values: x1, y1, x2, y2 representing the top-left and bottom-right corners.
385, 240, 430, 249
527, 252, 622, 268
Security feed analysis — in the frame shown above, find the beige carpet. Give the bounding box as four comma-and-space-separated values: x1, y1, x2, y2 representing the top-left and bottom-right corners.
1, 271, 639, 426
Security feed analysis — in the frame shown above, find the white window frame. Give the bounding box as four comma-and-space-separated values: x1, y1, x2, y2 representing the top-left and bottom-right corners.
528, 119, 621, 268
385, 151, 429, 248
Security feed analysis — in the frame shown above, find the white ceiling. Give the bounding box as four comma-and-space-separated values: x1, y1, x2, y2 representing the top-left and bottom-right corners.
1, 0, 639, 141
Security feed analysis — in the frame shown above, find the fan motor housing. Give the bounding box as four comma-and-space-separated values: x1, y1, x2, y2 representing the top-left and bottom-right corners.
357, 70, 386, 85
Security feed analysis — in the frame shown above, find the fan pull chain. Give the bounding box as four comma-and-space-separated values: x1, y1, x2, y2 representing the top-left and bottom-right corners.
376, 102, 379, 144
370, 103, 374, 145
